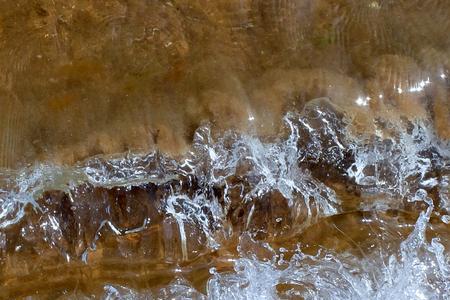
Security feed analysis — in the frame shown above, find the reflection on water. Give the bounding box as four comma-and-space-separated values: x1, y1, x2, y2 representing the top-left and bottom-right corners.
0, 0, 449, 299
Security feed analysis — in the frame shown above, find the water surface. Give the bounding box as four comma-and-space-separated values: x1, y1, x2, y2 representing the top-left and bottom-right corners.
0, 1, 449, 299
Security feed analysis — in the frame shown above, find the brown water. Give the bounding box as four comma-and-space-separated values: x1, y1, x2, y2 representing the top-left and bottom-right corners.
0, 0, 449, 167
0, 1, 449, 299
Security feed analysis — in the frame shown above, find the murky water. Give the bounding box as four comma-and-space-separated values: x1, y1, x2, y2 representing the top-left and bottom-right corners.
0, 1, 449, 299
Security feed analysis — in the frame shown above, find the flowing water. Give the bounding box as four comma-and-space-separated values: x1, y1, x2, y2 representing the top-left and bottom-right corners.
0, 1, 449, 299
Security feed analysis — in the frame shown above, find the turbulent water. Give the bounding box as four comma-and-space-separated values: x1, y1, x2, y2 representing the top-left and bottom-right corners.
0, 0, 450, 299
1, 98, 449, 299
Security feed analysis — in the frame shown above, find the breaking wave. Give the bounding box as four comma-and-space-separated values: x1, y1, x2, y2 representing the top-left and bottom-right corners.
0, 98, 449, 299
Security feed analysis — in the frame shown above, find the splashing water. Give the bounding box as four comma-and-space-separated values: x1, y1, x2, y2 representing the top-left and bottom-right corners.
208, 191, 450, 300
0, 98, 449, 299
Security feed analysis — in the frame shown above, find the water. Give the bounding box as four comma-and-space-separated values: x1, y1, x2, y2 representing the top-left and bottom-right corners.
1, 98, 449, 298
0, 1, 450, 299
